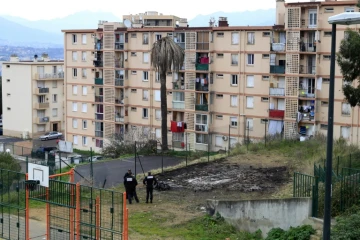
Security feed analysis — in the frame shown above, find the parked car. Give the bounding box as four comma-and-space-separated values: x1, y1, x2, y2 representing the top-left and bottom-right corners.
87, 156, 103, 162
39, 131, 63, 141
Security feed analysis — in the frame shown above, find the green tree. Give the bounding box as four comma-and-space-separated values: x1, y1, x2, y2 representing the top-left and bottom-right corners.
0, 76, 2, 116
0, 152, 22, 190
337, 29, 360, 107
151, 37, 184, 151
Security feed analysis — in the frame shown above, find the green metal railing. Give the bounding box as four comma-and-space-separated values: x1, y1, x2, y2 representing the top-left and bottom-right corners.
293, 172, 315, 198
270, 65, 285, 74
195, 64, 209, 71
95, 78, 103, 85
195, 104, 208, 111
340, 167, 360, 212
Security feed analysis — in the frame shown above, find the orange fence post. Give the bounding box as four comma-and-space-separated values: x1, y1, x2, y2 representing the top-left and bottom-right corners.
76, 183, 81, 240
69, 169, 75, 240
25, 173, 30, 240
95, 197, 100, 240
126, 208, 129, 240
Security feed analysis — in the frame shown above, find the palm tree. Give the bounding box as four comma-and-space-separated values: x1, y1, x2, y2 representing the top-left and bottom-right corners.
151, 37, 184, 151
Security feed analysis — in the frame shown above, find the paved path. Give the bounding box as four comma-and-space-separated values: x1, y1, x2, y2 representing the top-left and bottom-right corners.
74, 155, 183, 188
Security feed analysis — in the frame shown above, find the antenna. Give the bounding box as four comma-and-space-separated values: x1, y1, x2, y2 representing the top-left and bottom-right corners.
124, 19, 132, 28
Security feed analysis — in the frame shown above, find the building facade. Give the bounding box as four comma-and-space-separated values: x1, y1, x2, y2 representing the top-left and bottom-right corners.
63, 1, 360, 152
1, 55, 64, 139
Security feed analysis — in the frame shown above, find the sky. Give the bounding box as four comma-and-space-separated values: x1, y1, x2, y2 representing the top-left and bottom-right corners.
0, 0, 281, 20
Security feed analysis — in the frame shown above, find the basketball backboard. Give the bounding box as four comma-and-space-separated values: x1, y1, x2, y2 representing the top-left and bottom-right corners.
28, 163, 49, 187
58, 140, 73, 153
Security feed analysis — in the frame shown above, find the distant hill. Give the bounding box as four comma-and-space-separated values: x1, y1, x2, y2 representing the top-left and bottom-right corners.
188, 9, 276, 27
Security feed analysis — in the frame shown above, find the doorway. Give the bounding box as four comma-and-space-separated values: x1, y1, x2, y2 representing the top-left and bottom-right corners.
52, 123, 58, 132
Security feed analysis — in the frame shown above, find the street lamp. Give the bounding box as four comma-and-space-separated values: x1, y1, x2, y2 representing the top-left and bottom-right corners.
323, 12, 360, 240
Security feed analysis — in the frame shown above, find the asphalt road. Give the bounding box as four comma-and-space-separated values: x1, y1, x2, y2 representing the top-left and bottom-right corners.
74, 155, 183, 188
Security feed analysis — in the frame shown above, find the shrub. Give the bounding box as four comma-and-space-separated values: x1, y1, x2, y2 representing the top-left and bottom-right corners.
332, 207, 360, 240
266, 225, 315, 240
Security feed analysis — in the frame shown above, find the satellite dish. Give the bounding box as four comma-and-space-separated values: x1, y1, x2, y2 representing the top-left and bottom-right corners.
124, 19, 132, 28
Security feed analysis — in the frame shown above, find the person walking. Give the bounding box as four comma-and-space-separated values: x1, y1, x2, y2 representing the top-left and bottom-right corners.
124, 173, 139, 204
123, 169, 132, 183
143, 172, 158, 203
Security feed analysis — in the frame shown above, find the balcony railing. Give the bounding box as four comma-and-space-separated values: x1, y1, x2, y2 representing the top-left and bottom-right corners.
35, 117, 49, 124
34, 102, 49, 109
34, 72, 64, 80
270, 65, 285, 74
95, 42, 103, 50
300, 42, 316, 52
271, 43, 285, 52
115, 116, 124, 123
115, 43, 124, 50
269, 88, 285, 96
93, 60, 103, 67
299, 65, 316, 74
115, 79, 124, 86
95, 113, 103, 120
172, 101, 185, 109
195, 84, 209, 92
195, 104, 208, 111
115, 62, 125, 68
95, 131, 104, 138
195, 64, 209, 71
95, 78, 103, 85
299, 90, 315, 98
269, 109, 285, 118
115, 98, 124, 104
95, 96, 103, 102
36, 87, 49, 94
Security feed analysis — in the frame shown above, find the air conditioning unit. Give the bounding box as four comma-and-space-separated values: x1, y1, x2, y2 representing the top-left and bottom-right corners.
222, 136, 228, 141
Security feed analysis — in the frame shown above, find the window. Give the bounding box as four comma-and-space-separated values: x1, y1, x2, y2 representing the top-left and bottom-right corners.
320, 124, 328, 130
324, 31, 332, 37
131, 33, 137, 38
262, 32, 271, 37
230, 117, 238, 127
155, 129, 161, 138
52, 94, 57, 103
195, 114, 208, 132
216, 74, 224, 78
82, 136, 88, 146
323, 78, 330, 83
73, 68, 77, 77
230, 95, 238, 107
143, 90, 149, 100
82, 34, 87, 44
173, 92, 184, 101
82, 69, 87, 78
52, 80, 57, 88
131, 107, 137, 112
342, 103, 351, 116
217, 32, 224, 37
261, 97, 269, 102
73, 85, 78, 95
246, 118, 254, 130
341, 126, 351, 139
246, 96, 254, 108
321, 101, 329, 106
72, 51, 77, 61
52, 108, 58, 117
196, 134, 208, 144
143, 71, 149, 81
72, 119, 78, 128
142, 108, 149, 118
82, 86, 87, 95
216, 94, 223, 98
37, 125, 45, 132
155, 72, 160, 82
323, 55, 331, 60
131, 52, 137, 56
231, 32, 239, 44
246, 75, 254, 87
154, 90, 161, 101
324, 7, 334, 13
83, 120, 87, 129
262, 76, 270, 81
217, 53, 224, 58
262, 54, 270, 59
73, 135, 78, 145
247, 32, 255, 44
345, 7, 355, 12
82, 103, 87, 113
247, 54, 254, 65
72, 34, 77, 44
216, 115, 223, 120
143, 33, 149, 44
131, 89, 137, 93
96, 139, 103, 148
155, 34, 162, 41
231, 54, 238, 65
143, 52, 149, 63
230, 137, 238, 147
155, 109, 161, 120
231, 75, 238, 85
81, 51, 86, 61
131, 71, 137, 75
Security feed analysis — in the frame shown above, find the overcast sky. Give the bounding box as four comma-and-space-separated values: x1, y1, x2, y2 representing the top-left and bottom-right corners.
0, 0, 312, 21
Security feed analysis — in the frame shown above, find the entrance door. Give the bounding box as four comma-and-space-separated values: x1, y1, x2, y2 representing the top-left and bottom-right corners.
52, 123, 58, 132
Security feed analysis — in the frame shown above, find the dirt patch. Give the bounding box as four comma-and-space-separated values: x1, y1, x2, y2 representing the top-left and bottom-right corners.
156, 159, 289, 192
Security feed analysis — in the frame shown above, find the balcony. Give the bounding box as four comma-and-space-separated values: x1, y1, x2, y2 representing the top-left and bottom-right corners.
35, 117, 49, 124
34, 102, 49, 109
115, 62, 125, 68
195, 83, 209, 92
196, 64, 209, 71
270, 65, 285, 74
95, 113, 104, 120
95, 96, 103, 102
172, 101, 185, 109
115, 43, 124, 50
195, 104, 208, 112
35, 87, 49, 95
170, 121, 185, 133
299, 65, 316, 75
269, 88, 285, 96
299, 90, 315, 98
95, 78, 103, 85
95, 42, 103, 50
271, 40, 285, 52
115, 98, 124, 104
115, 116, 124, 123
34, 72, 64, 80
269, 109, 285, 119
177, 42, 185, 49
93, 60, 103, 67
115, 79, 124, 86
301, 18, 317, 29
300, 42, 316, 52
95, 131, 104, 138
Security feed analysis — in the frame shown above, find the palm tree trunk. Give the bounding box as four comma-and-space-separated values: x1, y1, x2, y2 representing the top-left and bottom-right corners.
160, 71, 169, 151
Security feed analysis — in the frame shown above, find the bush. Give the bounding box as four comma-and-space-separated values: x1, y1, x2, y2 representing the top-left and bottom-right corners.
266, 225, 315, 240
332, 207, 360, 240
0, 152, 22, 191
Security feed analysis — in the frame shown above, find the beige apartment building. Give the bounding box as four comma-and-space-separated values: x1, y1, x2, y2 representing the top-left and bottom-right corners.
1, 54, 64, 139
63, 1, 360, 152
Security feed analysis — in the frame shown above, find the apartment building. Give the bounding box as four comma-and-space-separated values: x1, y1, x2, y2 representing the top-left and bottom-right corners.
1, 54, 64, 139
63, 1, 360, 152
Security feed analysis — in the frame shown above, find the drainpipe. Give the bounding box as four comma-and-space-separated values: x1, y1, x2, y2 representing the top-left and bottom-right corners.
242, 30, 246, 140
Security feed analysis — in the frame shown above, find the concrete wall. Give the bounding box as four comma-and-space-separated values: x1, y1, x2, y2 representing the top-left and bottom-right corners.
206, 198, 312, 238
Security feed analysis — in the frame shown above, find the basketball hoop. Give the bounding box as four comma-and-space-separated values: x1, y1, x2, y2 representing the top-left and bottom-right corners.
25, 180, 40, 191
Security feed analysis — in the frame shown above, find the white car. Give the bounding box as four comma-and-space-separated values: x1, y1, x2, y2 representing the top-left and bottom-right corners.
87, 156, 103, 162
39, 131, 63, 141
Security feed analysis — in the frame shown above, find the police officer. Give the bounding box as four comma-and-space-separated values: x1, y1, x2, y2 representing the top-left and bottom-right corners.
143, 172, 158, 203
123, 169, 132, 183
124, 173, 139, 204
